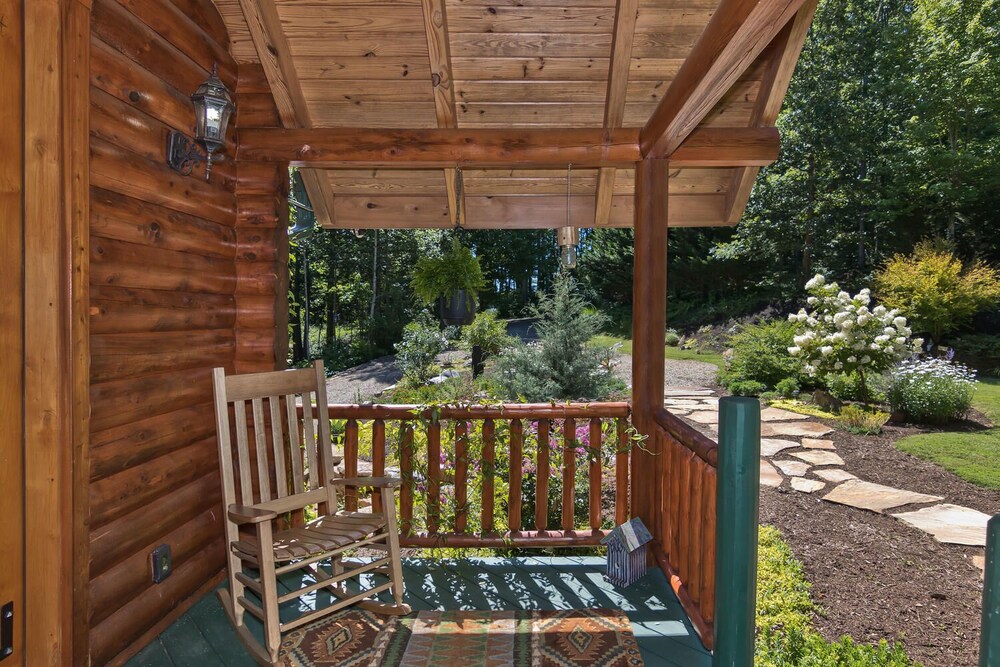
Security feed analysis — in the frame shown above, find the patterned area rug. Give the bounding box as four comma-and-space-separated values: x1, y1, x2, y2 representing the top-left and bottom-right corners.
278, 608, 644, 667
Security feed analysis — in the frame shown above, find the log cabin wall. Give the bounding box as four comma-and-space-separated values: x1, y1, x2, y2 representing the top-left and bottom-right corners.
85, 1, 286, 663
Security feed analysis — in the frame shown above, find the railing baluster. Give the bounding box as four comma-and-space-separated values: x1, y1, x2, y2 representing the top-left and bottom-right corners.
615, 417, 628, 525
678, 448, 694, 582
481, 418, 496, 534
669, 436, 682, 570
509, 419, 523, 532
689, 461, 704, 605
344, 418, 359, 511
589, 417, 602, 530
455, 420, 468, 533
427, 417, 441, 533
562, 417, 576, 531
536, 419, 550, 532
372, 419, 385, 513
399, 422, 414, 536
702, 466, 717, 624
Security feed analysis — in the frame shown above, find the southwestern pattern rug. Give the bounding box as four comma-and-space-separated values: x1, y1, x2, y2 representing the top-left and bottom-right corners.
278, 608, 645, 667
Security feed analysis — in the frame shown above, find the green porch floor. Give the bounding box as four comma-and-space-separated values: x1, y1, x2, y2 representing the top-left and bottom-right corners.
126, 556, 711, 667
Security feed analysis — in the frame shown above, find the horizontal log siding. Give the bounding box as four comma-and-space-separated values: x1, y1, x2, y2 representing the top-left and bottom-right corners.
86, 2, 284, 665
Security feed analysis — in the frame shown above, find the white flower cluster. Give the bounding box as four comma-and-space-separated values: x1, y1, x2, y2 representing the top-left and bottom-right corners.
892, 357, 977, 386
787, 274, 923, 377
888, 357, 977, 423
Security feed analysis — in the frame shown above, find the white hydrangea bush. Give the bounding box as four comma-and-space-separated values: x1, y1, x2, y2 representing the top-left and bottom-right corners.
787, 274, 924, 382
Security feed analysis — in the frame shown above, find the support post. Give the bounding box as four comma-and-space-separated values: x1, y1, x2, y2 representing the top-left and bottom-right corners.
713, 396, 760, 667
630, 158, 668, 530
983, 515, 1000, 667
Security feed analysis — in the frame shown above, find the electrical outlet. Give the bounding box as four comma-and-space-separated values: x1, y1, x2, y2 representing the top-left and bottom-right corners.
151, 544, 172, 584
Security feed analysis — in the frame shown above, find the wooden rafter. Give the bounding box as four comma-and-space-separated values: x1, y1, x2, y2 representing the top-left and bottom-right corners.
725, 0, 818, 222
236, 0, 338, 226
419, 0, 464, 227
595, 0, 639, 228
238, 127, 779, 169
640, 0, 809, 158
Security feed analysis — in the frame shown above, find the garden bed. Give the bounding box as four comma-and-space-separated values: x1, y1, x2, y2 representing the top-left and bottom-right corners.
760, 414, 998, 667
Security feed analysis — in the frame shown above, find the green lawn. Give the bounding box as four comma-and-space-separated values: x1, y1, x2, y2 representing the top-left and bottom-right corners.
589, 334, 726, 369
895, 377, 1000, 490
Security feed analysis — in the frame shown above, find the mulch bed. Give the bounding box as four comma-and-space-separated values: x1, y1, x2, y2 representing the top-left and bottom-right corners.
760, 410, 1000, 667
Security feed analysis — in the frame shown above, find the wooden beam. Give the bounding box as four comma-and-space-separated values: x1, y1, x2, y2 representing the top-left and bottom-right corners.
640, 0, 808, 158
419, 0, 464, 227
238, 127, 778, 169
596, 0, 639, 228
726, 1, 817, 222
323, 193, 725, 229
237, 0, 337, 226
630, 158, 669, 530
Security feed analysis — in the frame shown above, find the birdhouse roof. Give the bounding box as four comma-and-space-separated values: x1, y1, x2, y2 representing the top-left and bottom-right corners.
601, 517, 653, 552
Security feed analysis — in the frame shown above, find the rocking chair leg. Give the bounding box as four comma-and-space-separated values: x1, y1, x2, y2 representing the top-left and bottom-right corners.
382, 487, 406, 607
227, 547, 246, 626
257, 522, 282, 663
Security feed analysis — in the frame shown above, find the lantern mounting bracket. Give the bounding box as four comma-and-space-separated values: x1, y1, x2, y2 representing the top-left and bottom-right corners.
166, 130, 224, 181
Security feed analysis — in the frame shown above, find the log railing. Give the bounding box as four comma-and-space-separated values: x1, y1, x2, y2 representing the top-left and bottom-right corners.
651, 407, 719, 646
314, 402, 633, 548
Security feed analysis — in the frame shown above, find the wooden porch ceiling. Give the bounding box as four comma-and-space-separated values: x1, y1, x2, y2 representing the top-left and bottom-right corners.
215, 0, 816, 229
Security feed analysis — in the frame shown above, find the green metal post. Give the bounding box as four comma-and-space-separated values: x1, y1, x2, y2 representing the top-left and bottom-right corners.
982, 515, 1000, 667
713, 396, 761, 667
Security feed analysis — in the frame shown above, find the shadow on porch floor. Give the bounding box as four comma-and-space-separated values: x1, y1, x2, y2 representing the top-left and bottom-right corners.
127, 556, 711, 666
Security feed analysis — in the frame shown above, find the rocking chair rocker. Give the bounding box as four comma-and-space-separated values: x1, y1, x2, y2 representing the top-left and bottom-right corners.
211, 361, 410, 664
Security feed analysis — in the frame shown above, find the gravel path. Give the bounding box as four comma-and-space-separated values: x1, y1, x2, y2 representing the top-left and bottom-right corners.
611, 351, 720, 389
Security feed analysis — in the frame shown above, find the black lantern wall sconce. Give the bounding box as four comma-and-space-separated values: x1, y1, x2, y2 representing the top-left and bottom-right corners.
166, 64, 234, 181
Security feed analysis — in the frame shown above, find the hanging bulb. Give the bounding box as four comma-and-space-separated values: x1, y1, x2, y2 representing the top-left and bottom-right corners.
560, 244, 578, 269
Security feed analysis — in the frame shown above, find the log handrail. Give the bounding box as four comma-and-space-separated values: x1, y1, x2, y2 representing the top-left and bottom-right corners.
296, 401, 632, 548
654, 407, 718, 467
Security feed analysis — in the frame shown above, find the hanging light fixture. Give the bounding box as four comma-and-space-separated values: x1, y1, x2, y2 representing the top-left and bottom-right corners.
166, 64, 235, 181
559, 163, 579, 268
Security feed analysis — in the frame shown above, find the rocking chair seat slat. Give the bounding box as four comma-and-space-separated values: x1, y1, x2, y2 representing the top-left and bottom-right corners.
232, 512, 387, 562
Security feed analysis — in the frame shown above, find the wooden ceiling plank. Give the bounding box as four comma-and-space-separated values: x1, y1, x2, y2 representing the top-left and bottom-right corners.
236, 0, 338, 226
326, 193, 726, 228
639, 0, 809, 158
725, 0, 817, 222
238, 126, 778, 168
596, 0, 638, 227
419, 0, 464, 226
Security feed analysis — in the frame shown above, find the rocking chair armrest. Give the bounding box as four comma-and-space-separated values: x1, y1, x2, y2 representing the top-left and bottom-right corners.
329, 476, 402, 489
227, 504, 278, 525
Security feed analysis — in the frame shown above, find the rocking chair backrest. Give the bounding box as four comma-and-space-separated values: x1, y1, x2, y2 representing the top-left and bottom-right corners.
212, 361, 337, 512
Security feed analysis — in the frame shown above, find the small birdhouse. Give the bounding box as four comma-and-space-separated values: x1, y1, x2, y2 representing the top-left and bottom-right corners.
601, 517, 653, 588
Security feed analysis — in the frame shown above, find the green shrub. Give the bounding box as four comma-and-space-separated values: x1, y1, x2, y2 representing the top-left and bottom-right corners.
729, 380, 768, 397
665, 329, 681, 347
393, 311, 448, 385
826, 372, 886, 404
719, 319, 802, 391
490, 273, 617, 401
874, 239, 1000, 343
460, 309, 513, 357
950, 334, 1000, 376
775, 377, 800, 398
887, 358, 977, 424
837, 404, 890, 435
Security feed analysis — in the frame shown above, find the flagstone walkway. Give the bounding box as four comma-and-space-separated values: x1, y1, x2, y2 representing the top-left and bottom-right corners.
665, 389, 994, 551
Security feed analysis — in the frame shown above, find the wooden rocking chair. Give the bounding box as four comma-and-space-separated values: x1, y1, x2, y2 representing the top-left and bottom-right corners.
211, 361, 410, 665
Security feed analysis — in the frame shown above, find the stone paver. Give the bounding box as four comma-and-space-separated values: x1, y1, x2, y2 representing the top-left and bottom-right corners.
665, 399, 709, 408
665, 388, 715, 397
774, 460, 811, 477
686, 411, 719, 425
822, 479, 943, 514
762, 421, 834, 438
791, 477, 826, 493
760, 407, 811, 422
813, 469, 857, 483
892, 504, 992, 546
761, 438, 798, 457
760, 460, 783, 488
973, 555, 986, 578
801, 438, 836, 450
791, 450, 845, 467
